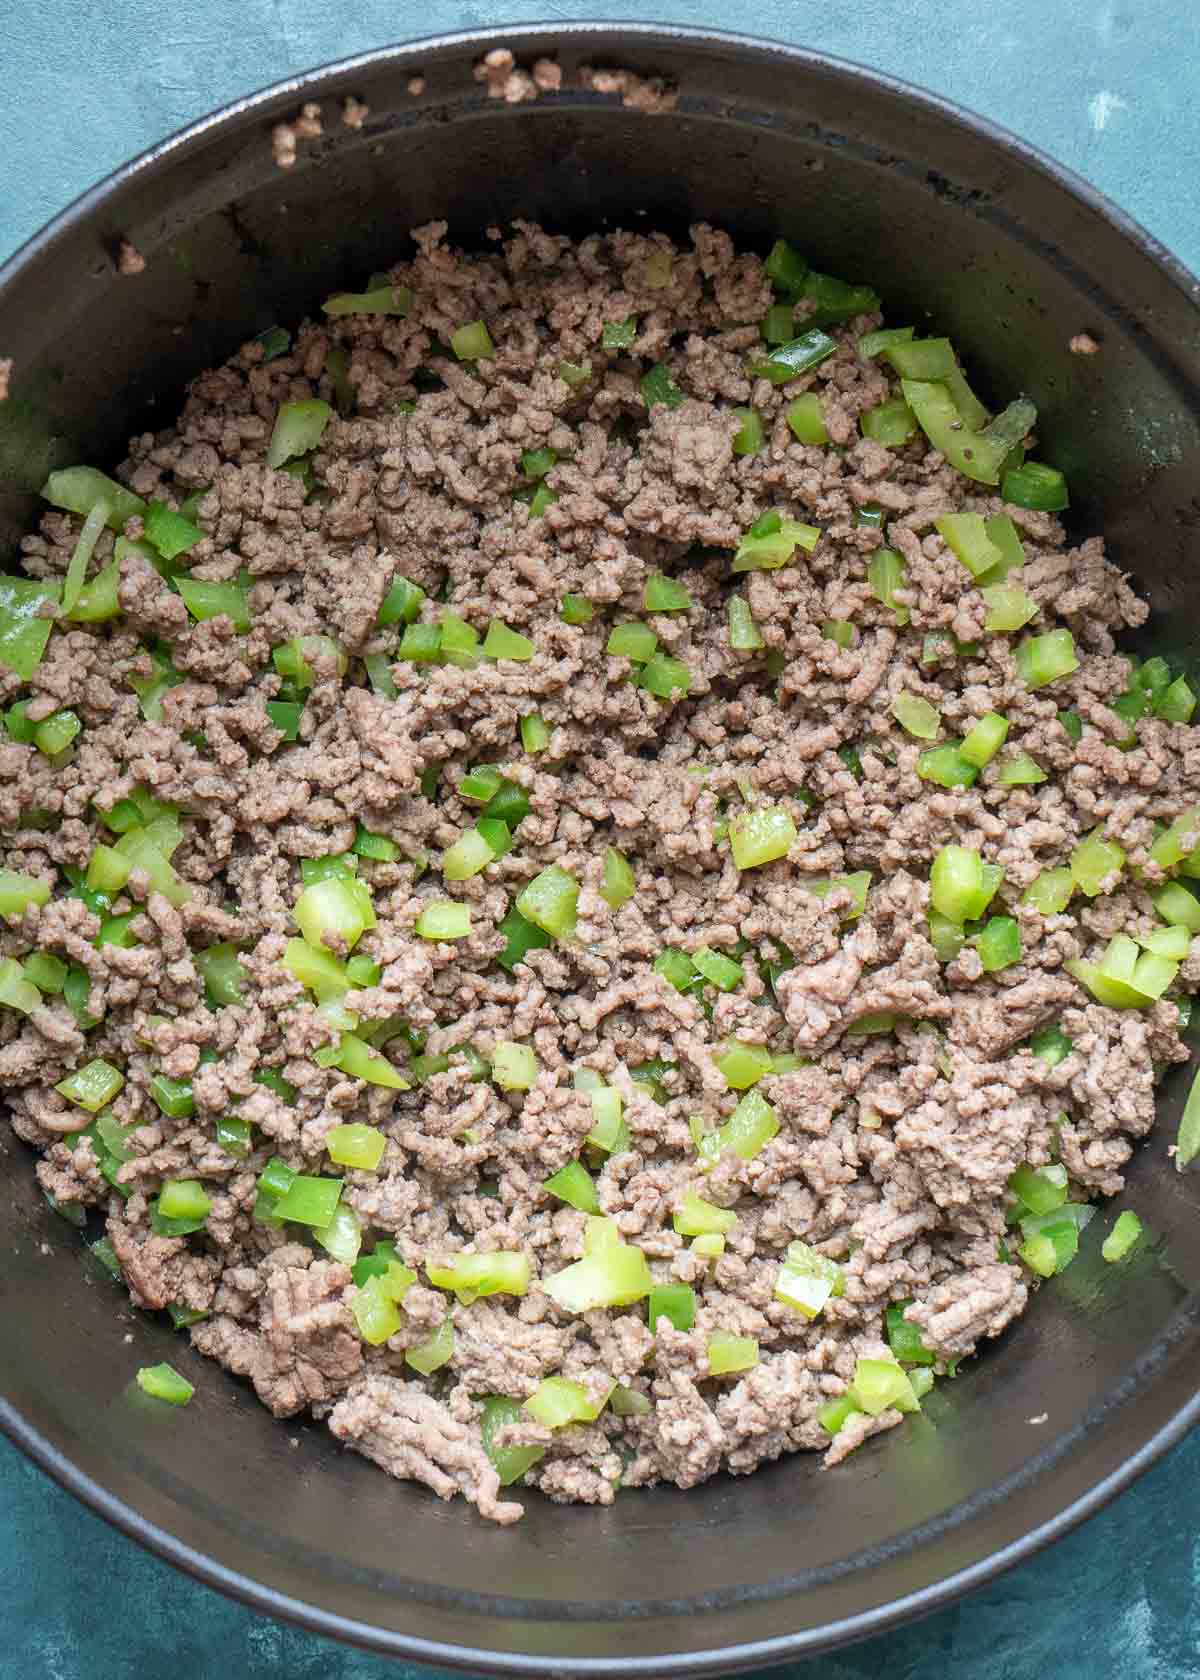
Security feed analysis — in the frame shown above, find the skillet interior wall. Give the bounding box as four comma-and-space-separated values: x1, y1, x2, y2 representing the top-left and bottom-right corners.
2, 35, 1198, 632
1, 28, 1200, 1672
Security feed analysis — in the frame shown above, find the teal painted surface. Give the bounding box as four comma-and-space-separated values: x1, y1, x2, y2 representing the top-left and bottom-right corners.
5, 1429, 1200, 1678
2, 2, 1198, 1677
2, 0, 1198, 273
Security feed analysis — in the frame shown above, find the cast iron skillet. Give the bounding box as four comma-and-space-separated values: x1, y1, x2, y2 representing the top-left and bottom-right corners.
1, 23, 1198, 1675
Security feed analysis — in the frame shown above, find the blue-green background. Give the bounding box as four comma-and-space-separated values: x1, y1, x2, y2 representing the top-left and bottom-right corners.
3, 2, 1199, 1676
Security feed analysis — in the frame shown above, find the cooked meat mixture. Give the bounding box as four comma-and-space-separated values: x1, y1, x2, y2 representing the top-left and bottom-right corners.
3, 221, 1197, 1522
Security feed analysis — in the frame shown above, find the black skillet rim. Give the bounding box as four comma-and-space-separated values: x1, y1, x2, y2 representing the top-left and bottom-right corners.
1, 19, 1198, 1675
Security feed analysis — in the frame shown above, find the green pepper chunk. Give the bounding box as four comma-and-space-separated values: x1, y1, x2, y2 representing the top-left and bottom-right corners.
886, 1299, 935, 1364
270, 1173, 342, 1228
266, 700, 303, 741
1002, 461, 1069, 511
848, 1358, 921, 1417
450, 320, 495, 361
1176, 1065, 1200, 1171
492, 1041, 538, 1091
256, 1068, 298, 1105
883, 337, 987, 423
1070, 829, 1125, 897
322, 284, 412, 317
542, 1242, 651, 1313
1154, 882, 1200, 933
542, 1160, 601, 1215
600, 847, 636, 909
43, 466, 144, 530
478, 776, 529, 827
975, 915, 1023, 972
150, 1072, 195, 1119
643, 572, 691, 612
1101, 1210, 1142, 1262
860, 396, 917, 447
654, 948, 700, 994
760, 303, 796, 345
857, 325, 914, 359
764, 238, 807, 291
1014, 629, 1080, 690
798, 268, 880, 327
1028, 1024, 1073, 1067
692, 946, 742, 991
601, 316, 637, 349
254, 324, 291, 360
916, 745, 978, 789
4, 701, 34, 743
428, 1250, 531, 1301
459, 764, 504, 804
714, 1039, 774, 1090
996, 750, 1047, 786
520, 446, 558, 481
442, 826, 496, 882
378, 575, 426, 627
930, 845, 1000, 923
136, 1363, 194, 1406
144, 501, 204, 562
638, 652, 691, 699
728, 806, 796, 870
732, 407, 766, 454
405, 1318, 455, 1376
397, 623, 441, 663
482, 619, 535, 662
937, 512, 1004, 580
0, 957, 41, 1014
96, 910, 142, 955
414, 901, 471, 941
0, 575, 60, 680
746, 328, 838, 385
1159, 676, 1197, 724
786, 393, 827, 445
560, 593, 595, 625
496, 904, 550, 972
353, 824, 398, 862
56, 1058, 124, 1112
516, 866, 579, 940
267, 399, 332, 469
481, 1395, 545, 1486
1022, 868, 1074, 916
982, 585, 1038, 633
774, 1241, 845, 1318
22, 951, 67, 994
158, 1178, 212, 1223
216, 1116, 253, 1158
867, 549, 909, 624
272, 634, 347, 688
66, 559, 121, 623
901, 381, 1011, 485
300, 852, 357, 886
63, 967, 98, 1031
891, 692, 941, 740
728, 596, 765, 650
606, 621, 658, 662
34, 710, 81, 757
195, 942, 246, 1008
640, 364, 685, 410
128, 646, 183, 720
648, 1283, 696, 1333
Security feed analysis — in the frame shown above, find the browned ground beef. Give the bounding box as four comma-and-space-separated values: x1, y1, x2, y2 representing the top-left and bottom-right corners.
4, 221, 1195, 1522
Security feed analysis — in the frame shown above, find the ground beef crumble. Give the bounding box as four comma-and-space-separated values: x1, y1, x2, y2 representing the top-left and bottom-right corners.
4, 220, 1195, 1523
